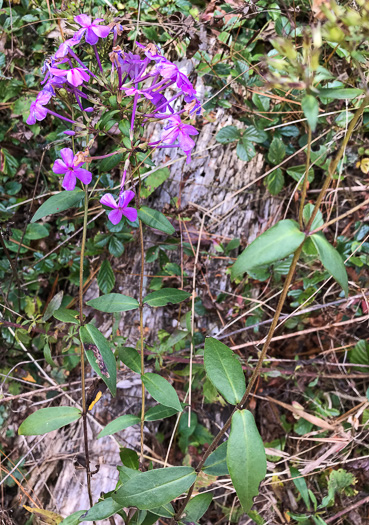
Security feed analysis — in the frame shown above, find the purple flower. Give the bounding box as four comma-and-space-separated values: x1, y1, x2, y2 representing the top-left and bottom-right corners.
121, 86, 153, 100
117, 51, 147, 80
50, 66, 90, 87
100, 191, 137, 225
52, 148, 92, 191
63, 130, 76, 136
161, 114, 198, 163
26, 91, 52, 125
154, 60, 196, 97
74, 14, 111, 45
55, 33, 83, 59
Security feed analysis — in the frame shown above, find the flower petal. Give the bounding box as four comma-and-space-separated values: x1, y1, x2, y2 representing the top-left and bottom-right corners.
60, 148, 74, 167
62, 171, 77, 191
100, 193, 118, 209
91, 24, 110, 38
178, 131, 195, 153
122, 207, 137, 223
50, 68, 68, 77
67, 69, 84, 87
74, 167, 92, 185
119, 190, 135, 208
74, 14, 91, 27
52, 159, 68, 174
108, 208, 123, 225
85, 28, 99, 45
161, 127, 178, 145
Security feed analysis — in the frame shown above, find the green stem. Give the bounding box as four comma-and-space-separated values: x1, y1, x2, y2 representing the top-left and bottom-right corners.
298, 126, 312, 229
79, 185, 93, 507
139, 218, 145, 464
306, 95, 369, 232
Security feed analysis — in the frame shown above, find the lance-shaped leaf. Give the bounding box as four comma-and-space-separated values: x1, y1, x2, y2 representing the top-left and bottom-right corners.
311, 233, 348, 297
227, 410, 267, 512
181, 492, 212, 523
143, 288, 191, 307
81, 498, 123, 521
231, 219, 305, 280
97, 414, 140, 438
18, 406, 81, 436
142, 373, 182, 412
87, 293, 139, 313
203, 440, 229, 476
112, 467, 196, 510
31, 189, 84, 223
204, 338, 245, 405
80, 324, 117, 396
138, 206, 175, 235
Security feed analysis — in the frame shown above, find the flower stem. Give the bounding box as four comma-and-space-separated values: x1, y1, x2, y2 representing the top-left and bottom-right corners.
298, 126, 312, 229
137, 171, 145, 464
306, 94, 369, 232
79, 184, 93, 508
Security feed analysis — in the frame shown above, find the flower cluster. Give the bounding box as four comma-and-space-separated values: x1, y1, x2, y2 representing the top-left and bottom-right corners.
28, 14, 200, 225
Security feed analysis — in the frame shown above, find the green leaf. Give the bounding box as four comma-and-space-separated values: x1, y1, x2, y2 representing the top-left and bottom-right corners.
80, 324, 117, 396
109, 236, 125, 257
150, 503, 175, 518
266, 168, 284, 195
119, 119, 130, 136
267, 137, 286, 165
287, 165, 315, 187
53, 308, 80, 325
97, 260, 115, 294
204, 338, 245, 405
311, 234, 348, 296
43, 344, 57, 368
43, 291, 64, 322
227, 410, 267, 512
25, 223, 49, 240
142, 373, 182, 412
138, 206, 175, 235
81, 498, 123, 521
112, 467, 196, 510
231, 220, 305, 280
203, 441, 229, 476
216, 126, 241, 144
99, 151, 124, 172
97, 414, 141, 438
145, 404, 181, 421
290, 466, 310, 510
301, 95, 319, 131
302, 203, 324, 230
120, 447, 140, 469
59, 510, 87, 525
18, 406, 81, 436
141, 168, 170, 199
350, 340, 369, 366
243, 126, 267, 143
143, 288, 191, 307
317, 88, 363, 100
87, 293, 139, 313
181, 492, 212, 523
118, 347, 141, 374
31, 189, 84, 223
236, 139, 256, 162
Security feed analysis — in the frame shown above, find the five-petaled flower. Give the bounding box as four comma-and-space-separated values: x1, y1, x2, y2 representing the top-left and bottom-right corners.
26, 91, 52, 125
50, 66, 90, 87
161, 114, 198, 163
74, 14, 111, 45
100, 191, 137, 225
53, 148, 92, 191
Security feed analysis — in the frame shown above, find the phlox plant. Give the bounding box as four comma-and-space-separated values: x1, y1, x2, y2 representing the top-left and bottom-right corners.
18, 10, 267, 525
